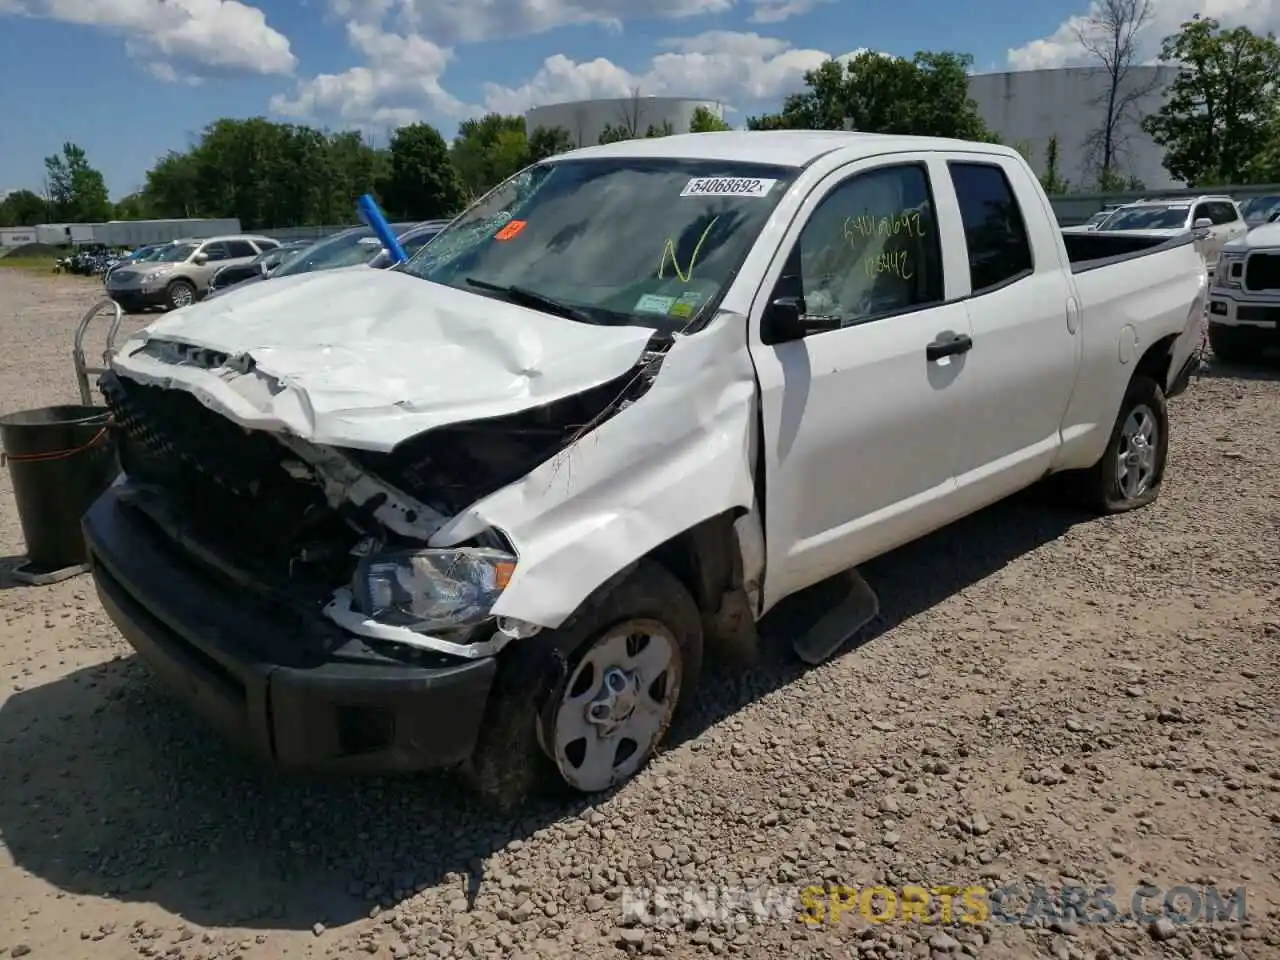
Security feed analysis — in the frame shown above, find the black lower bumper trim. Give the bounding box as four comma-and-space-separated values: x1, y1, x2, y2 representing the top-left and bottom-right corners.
84, 486, 497, 773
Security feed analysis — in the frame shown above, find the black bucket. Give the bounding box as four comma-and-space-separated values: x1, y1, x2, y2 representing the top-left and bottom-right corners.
1, 405, 118, 585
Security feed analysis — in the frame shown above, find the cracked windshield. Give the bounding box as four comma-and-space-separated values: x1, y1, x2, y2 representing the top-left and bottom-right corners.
400, 158, 796, 332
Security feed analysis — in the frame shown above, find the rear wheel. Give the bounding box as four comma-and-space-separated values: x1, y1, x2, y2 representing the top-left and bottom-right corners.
166, 279, 196, 310
1072, 374, 1169, 514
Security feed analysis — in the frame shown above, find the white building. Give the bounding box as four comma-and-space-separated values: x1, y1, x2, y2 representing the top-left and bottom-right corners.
968, 66, 1183, 190
527, 69, 1183, 190
525, 97, 726, 148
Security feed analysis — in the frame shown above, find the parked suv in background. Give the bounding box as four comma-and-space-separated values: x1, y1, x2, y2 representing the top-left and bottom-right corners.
107, 234, 280, 312
207, 240, 310, 297
1096, 196, 1246, 274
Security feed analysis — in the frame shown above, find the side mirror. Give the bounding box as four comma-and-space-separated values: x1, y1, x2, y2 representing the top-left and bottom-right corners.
1193, 217, 1213, 232
192, 252, 209, 264
259, 261, 270, 276
1268, 212, 1280, 224
762, 295, 842, 344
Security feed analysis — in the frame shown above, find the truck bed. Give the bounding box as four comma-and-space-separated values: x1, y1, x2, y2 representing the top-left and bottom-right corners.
1062, 230, 1193, 274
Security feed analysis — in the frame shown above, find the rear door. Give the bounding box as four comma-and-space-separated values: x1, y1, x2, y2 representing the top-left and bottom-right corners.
748, 154, 976, 609
225, 239, 260, 265
1207, 201, 1246, 261
941, 156, 1079, 505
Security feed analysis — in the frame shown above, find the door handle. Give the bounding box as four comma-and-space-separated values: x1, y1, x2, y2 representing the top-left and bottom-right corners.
926, 332, 973, 361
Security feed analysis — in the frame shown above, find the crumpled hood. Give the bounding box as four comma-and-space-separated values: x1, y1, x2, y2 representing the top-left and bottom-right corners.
111, 268, 657, 452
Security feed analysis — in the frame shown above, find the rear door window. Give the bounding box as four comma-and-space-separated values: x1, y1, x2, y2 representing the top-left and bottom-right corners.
947, 162, 1034, 293
1207, 202, 1239, 225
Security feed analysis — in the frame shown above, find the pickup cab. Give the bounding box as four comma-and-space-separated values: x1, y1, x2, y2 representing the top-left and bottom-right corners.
84, 132, 1206, 806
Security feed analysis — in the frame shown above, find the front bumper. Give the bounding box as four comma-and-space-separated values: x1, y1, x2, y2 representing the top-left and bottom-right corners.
83, 485, 498, 773
1206, 291, 1280, 343
106, 285, 169, 311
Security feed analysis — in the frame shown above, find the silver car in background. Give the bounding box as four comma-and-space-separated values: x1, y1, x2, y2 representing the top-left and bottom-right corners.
106, 234, 280, 312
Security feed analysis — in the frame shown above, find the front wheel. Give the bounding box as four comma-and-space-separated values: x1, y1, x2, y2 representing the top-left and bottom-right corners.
463, 560, 703, 809
1207, 324, 1257, 366
1073, 374, 1169, 514
166, 279, 196, 310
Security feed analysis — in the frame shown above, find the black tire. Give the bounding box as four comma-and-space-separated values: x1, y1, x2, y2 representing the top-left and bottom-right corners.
166, 279, 196, 311
1072, 374, 1169, 514
1207, 324, 1255, 366
462, 560, 704, 810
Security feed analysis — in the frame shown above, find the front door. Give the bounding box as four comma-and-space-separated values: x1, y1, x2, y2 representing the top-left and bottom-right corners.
748, 156, 975, 612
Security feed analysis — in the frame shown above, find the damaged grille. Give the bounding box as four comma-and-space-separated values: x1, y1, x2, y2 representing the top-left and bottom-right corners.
102, 371, 357, 589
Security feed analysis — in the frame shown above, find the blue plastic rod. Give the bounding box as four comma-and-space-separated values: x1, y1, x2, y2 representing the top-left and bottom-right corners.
357, 193, 408, 264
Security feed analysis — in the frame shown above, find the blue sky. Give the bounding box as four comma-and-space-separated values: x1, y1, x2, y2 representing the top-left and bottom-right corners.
0, 0, 1250, 199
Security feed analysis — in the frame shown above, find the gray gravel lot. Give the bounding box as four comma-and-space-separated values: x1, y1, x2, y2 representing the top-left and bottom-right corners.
0, 267, 1277, 960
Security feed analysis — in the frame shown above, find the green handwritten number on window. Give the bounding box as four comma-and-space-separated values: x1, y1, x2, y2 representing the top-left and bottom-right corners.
843, 211, 924, 242
863, 250, 913, 280
659, 216, 721, 282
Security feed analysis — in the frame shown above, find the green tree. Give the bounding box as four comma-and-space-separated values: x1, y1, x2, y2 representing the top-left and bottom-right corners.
645, 120, 674, 137
138, 122, 387, 226
452, 114, 530, 199
689, 106, 731, 133
43, 143, 111, 221
113, 193, 147, 219
527, 125, 575, 161
598, 123, 629, 144
1040, 135, 1070, 195
380, 122, 464, 220
1142, 16, 1280, 185
140, 150, 201, 218
748, 51, 996, 141
0, 189, 48, 226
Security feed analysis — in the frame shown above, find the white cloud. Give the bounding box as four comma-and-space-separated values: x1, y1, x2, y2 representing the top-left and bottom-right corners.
332, 0, 732, 44
0, 0, 295, 78
1007, 0, 1280, 69
746, 0, 833, 23
270, 21, 468, 128
484, 30, 841, 116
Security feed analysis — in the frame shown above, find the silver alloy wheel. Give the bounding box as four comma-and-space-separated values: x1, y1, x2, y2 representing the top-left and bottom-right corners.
170, 282, 194, 308
548, 619, 682, 793
1116, 402, 1158, 500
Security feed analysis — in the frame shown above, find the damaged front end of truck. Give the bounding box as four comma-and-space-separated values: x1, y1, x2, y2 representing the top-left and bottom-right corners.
97, 269, 763, 676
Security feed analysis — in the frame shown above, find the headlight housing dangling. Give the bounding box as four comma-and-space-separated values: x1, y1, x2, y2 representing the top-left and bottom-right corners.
351, 547, 516, 632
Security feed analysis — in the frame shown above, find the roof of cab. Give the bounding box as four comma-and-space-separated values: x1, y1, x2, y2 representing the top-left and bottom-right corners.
549, 130, 1022, 168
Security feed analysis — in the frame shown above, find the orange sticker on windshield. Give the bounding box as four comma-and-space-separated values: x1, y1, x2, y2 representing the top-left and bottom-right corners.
494, 220, 526, 241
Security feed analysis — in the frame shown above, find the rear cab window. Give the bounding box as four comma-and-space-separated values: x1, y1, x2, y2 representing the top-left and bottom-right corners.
946, 162, 1034, 293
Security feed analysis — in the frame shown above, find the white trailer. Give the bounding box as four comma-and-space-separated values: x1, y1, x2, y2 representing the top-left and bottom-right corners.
0, 227, 38, 248
95, 218, 241, 247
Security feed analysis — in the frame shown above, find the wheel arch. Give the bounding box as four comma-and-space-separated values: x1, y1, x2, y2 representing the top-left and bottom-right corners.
1134, 332, 1179, 395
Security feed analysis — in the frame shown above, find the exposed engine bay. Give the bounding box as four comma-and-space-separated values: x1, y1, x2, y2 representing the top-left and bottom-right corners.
101, 343, 663, 650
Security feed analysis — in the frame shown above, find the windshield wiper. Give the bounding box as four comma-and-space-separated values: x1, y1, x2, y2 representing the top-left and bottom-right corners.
465, 276, 595, 324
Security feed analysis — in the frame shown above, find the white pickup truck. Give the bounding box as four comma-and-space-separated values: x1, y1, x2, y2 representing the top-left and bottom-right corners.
1207, 221, 1280, 361
84, 132, 1206, 806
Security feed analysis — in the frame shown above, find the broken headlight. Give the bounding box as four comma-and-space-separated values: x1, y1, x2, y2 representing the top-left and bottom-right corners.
351, 547, 516, 631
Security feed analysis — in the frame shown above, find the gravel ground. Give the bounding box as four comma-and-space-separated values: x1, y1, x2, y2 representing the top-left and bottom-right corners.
0, 267, 1277, 960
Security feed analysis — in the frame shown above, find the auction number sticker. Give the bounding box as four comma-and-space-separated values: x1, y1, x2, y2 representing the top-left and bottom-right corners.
681, 177, 777, 198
